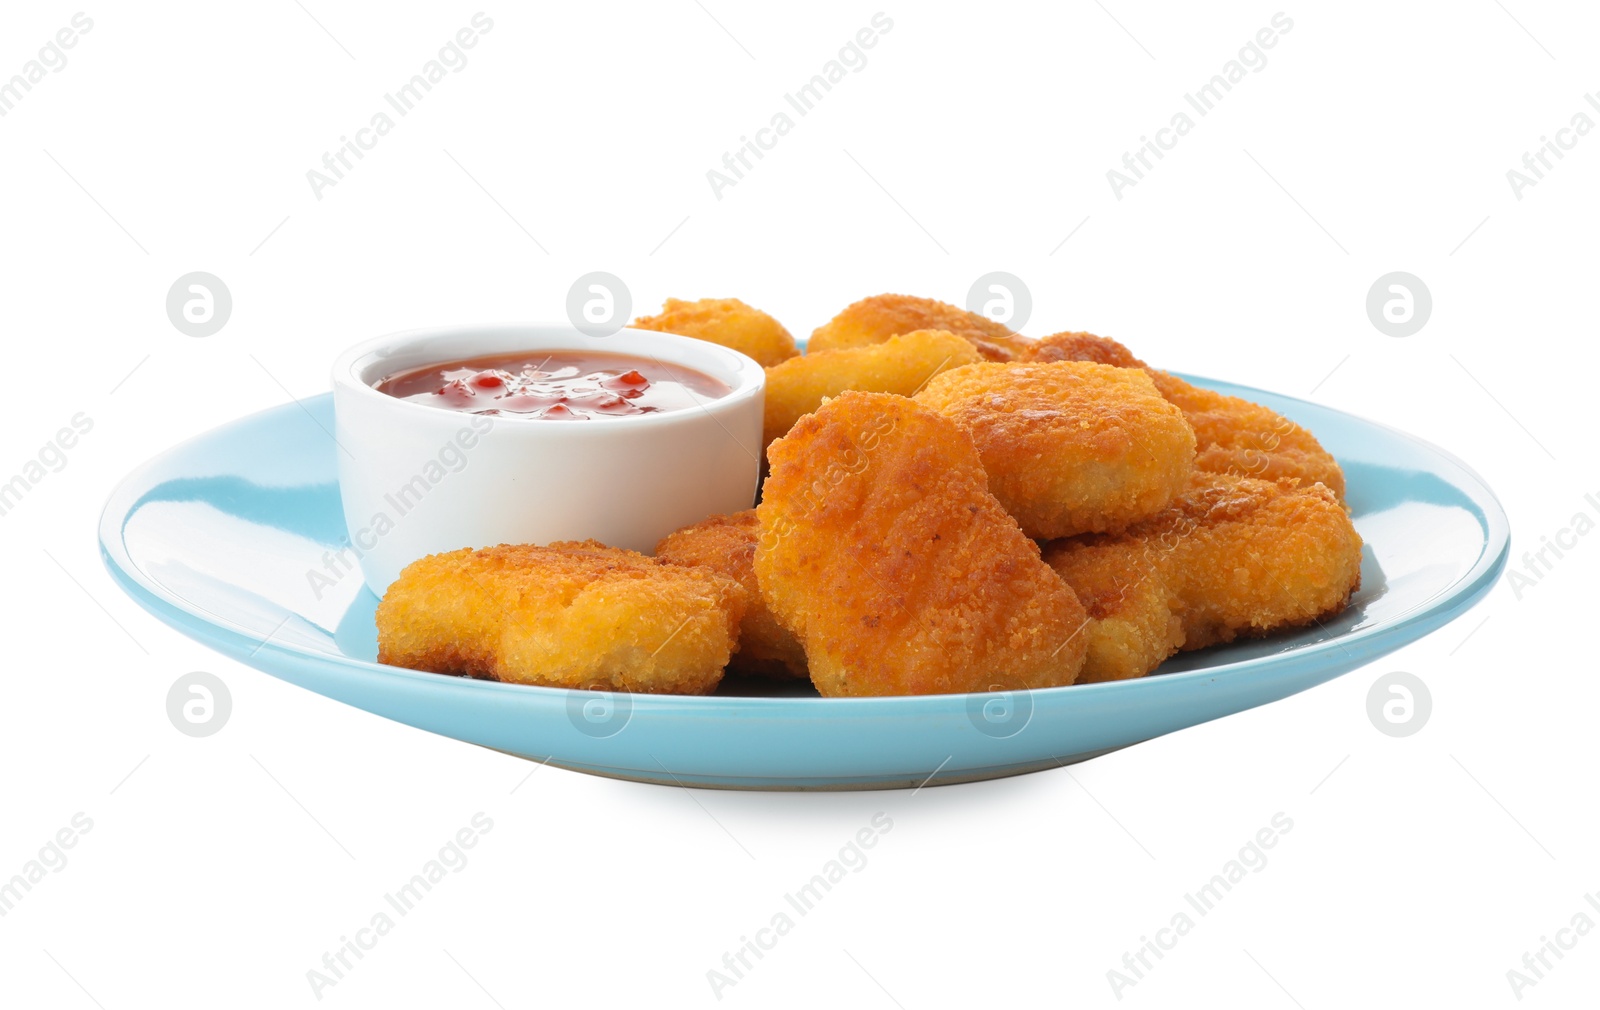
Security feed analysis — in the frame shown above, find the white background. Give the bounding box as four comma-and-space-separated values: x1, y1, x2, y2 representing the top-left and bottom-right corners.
1, 1, 1596, 1006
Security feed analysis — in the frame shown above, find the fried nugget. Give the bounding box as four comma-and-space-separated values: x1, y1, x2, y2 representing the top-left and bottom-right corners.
1021, 330, 1144, 368
915, 361, 1196, 540
808, 293, 1033, 361
1020, 331, 1346, 498
1152, 373, 1346, 499
1036, 537, 1183, 683
1155, 472, 1362, 650
655, 510, 808, 679
762, 328, 981, 448
376, 541, 745, 695
756, 391, 1088, 697
1043, 472, 1363, 682
633, 297, 798, 367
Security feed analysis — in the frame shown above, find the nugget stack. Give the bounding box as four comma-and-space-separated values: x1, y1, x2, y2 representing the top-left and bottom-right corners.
374, 293, 1363, 697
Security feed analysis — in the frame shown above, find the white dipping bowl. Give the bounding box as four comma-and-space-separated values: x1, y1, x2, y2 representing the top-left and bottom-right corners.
331, 324, 765, 594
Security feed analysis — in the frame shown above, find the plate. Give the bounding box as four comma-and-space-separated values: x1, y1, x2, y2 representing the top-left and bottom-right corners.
99, 378, 1509, 789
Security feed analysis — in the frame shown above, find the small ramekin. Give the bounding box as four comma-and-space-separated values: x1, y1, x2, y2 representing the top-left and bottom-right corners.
331, 324, 765, 594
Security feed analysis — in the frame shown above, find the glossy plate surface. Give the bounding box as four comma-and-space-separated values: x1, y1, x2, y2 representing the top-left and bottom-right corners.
99, 379, 1509, 789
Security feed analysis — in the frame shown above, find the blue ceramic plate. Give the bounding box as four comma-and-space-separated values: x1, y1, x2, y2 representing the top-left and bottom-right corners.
99, 378, 1508, 789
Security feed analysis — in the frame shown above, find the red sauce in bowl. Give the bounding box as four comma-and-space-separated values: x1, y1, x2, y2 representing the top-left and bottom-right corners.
375, 351, 731, 420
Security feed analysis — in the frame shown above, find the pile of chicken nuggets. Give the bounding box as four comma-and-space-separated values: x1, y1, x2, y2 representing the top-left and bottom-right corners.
376, 294, 1364, 698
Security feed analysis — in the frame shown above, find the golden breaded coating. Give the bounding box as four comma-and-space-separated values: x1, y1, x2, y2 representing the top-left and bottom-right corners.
633, 297, 798, 367
1021, 331, 1145, 369
1149, 372, 1346, 499
755, 391, 1088, 697
655, 510, 808, 680
1044, 472, 1363, 681
1153, 471, 1362, 649
761, 329, 981, 449
915, 361, 1196, 540
376, 541, 745, 695
808, 293, 1033, 361
1019, 331, 1345, 498
1039, 538, 1183, 683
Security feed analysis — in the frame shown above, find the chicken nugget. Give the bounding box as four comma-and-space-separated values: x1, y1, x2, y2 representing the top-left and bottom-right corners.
1038, 537, 1183, 683
633, 297, 798, 367
808, 293, 1033, 361
1152, 373, 1346, 499
376, 541, 745, 695
756, 391, 1088, 697
762, 328, 981, 448
915, 361, 1196, 539
655, 510, 808, 679
1043, 472, 1362, 681
1020, 330, 1144, 369
1154, 471, 1363, 649
1020, 331, 1345, 497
